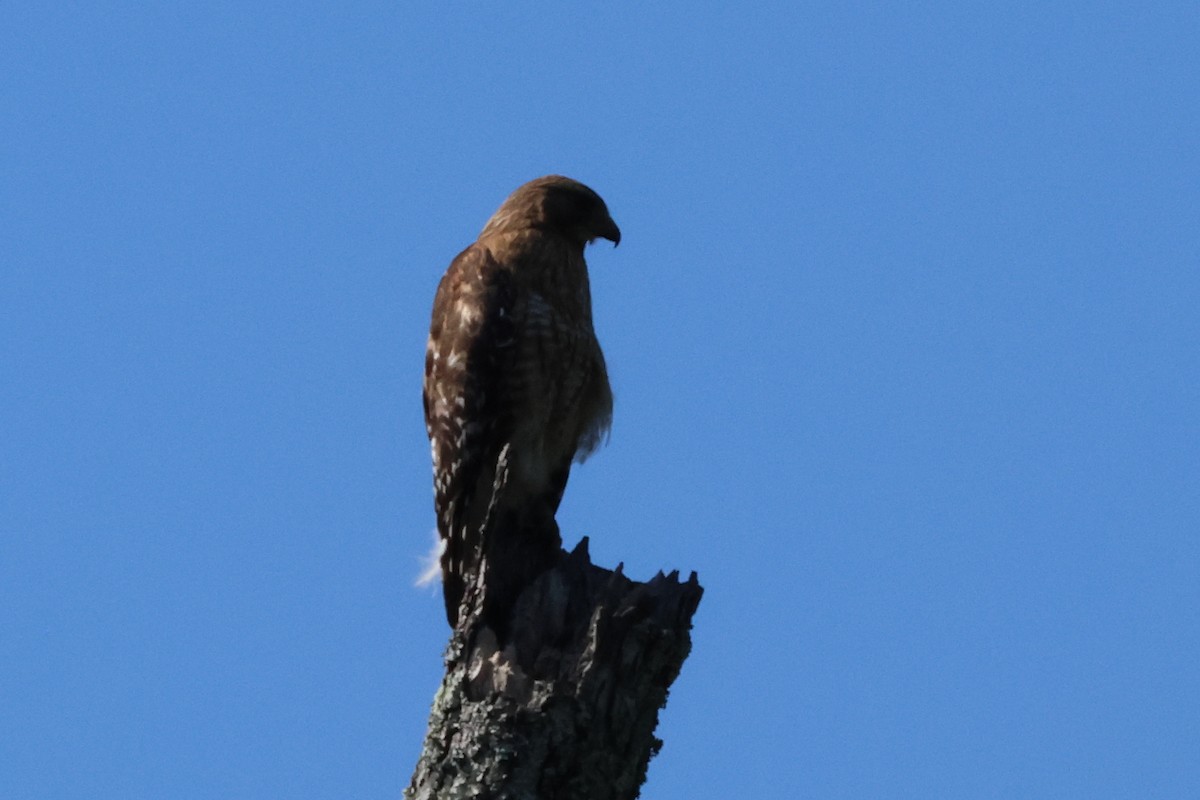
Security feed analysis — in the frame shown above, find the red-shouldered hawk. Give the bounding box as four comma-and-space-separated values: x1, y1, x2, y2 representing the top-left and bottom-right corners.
423, 176, 618, 629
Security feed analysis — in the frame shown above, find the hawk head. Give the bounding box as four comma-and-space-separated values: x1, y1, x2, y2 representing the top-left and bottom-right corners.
482, 175, 621, 249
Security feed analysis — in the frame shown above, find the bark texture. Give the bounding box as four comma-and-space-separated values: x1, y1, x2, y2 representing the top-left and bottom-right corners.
406, 538, 703, 800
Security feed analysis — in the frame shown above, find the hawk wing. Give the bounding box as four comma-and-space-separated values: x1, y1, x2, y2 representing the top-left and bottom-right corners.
423, 244, 517, 625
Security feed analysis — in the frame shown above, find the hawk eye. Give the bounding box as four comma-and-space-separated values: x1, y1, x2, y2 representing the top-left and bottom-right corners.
546, 187, 594, 226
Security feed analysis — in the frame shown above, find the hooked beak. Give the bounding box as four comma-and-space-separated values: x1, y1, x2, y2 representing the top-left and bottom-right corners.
599, 215, 621, 247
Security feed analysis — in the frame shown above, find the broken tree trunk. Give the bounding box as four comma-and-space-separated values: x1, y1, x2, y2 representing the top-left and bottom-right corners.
405, 537, 703, 800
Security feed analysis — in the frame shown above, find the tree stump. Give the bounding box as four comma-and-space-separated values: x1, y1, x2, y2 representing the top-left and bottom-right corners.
406, 537, 703, 800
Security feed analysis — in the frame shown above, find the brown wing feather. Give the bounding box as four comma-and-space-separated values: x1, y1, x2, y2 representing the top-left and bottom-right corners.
423, 244, 517, 625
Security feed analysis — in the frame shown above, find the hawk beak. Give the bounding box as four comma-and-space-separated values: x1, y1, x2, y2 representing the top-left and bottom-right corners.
600, 217, 621, 247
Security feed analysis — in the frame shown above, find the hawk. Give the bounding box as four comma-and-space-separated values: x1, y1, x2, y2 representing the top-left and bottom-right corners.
423, 176, 619, 629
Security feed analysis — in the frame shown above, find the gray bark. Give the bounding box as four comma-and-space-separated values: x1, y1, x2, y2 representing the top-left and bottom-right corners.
405, 538, 703, 800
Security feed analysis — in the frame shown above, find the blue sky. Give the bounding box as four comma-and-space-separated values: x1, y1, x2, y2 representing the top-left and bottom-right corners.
3, 3, 1198, 798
